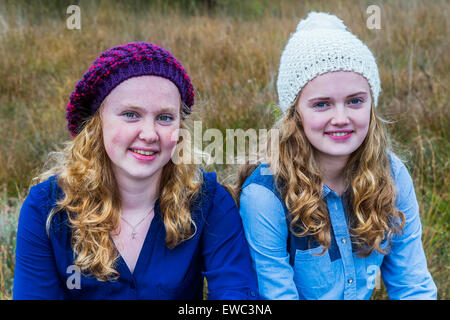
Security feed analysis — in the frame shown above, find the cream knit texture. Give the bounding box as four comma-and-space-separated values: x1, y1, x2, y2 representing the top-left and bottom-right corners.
277, 12, 381, 113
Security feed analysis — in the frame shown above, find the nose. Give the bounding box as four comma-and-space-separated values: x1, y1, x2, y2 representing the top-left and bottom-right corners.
330, 105, 350, 126
138, 120, 159, 143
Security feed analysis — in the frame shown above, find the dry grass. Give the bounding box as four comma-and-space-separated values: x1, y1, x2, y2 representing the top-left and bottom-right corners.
0, 0, 448, 299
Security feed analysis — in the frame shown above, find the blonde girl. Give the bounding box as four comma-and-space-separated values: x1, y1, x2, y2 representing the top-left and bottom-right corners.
237, 12, 436, 300
14, 42, 258, 300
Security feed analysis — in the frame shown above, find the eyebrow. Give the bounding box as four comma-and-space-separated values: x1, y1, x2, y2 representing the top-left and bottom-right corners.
307, 91, 368, 102
120, 103, 178, 113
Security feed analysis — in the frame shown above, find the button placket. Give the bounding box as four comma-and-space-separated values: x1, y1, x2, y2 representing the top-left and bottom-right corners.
326, 193, 358, 299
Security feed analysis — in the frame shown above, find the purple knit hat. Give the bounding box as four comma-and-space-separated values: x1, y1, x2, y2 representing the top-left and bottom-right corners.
67, 42, 195, 137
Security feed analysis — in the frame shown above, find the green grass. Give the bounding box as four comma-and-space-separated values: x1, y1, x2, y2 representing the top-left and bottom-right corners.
0, 0, 448, 299
0, 188, 22, 300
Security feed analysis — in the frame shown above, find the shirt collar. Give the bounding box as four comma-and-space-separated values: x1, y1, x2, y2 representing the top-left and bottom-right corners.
322, 184, 332, 199
322, 184, 350, 200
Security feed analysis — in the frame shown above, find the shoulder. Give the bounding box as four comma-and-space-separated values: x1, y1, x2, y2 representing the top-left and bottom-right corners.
242, 163, 277, 191
239, 164, 286, 222
201, 170, 235, 205
388, 152, 415, 192
24, 175, 61, 213
196, 170, 236, 214
239, 179, 288, 243
387, 152, 419, 223
388, 152, 408, 180
195, 171, 243, 233
240, 183, 285, 214
201, 170, 219, 193
18, 175, 62, 238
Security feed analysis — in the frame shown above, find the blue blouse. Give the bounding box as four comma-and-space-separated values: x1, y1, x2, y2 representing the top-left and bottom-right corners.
239, 153, 437, 300
13, 171, 259, 300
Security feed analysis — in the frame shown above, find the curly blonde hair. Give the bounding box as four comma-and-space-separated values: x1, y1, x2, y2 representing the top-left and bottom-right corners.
235, 99, 405, 257
40, 107, 202, 281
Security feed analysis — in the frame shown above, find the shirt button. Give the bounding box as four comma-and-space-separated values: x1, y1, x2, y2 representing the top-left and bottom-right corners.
130, 282, 136, 289
341, 238, 348, 244
347, 278, 353, 284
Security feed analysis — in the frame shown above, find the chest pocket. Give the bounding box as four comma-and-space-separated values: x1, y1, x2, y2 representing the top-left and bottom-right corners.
292, 245, 335, 299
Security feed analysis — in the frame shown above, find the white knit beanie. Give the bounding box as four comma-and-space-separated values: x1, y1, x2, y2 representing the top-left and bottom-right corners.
277, 12, 381, 113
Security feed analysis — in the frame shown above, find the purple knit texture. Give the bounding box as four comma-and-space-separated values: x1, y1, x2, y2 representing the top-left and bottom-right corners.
67, 42, 194, 137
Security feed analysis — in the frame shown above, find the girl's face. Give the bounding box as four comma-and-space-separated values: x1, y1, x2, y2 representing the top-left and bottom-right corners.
100, 75, 181, 184
296, 71, 372, 164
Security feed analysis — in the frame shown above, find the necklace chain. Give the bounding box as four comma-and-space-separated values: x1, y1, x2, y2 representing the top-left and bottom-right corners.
120, 208, 153, 239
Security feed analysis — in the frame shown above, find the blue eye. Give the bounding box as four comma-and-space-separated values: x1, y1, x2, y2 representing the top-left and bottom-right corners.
157, 114, 173, 122
314, 102, 329, 108
349, 98, 363, 105
123, 111, 139, 119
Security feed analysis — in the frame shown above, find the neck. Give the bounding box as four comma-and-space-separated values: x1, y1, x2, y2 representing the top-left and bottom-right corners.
113, 170, 162, 216
316, 153, 348, 195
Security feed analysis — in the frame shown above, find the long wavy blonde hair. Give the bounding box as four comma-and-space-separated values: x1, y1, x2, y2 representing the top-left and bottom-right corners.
234, 98, 405, 257
39, 106, 202, 281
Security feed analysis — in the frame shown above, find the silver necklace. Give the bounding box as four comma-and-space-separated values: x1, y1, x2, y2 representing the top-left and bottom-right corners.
120, 208, 153, 239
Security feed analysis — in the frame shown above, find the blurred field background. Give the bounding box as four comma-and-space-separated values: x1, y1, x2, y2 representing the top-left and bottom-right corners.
0, 0, 448, 299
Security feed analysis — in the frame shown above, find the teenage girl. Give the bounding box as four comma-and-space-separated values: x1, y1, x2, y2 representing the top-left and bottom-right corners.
237, 12, 436, 300
14, 42, 258, 300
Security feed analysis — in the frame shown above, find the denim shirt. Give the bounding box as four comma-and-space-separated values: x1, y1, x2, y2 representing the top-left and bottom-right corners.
239, 153, 437, 300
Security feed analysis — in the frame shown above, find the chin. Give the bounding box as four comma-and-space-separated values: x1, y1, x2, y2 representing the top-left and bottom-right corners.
134, 172, 162, 181
122, 165, 162, 180
317, 148, 356, 159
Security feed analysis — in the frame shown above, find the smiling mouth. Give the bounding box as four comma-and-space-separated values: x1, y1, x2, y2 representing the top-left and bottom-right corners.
326, 131, 354, 136
130, 148, 157, 156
